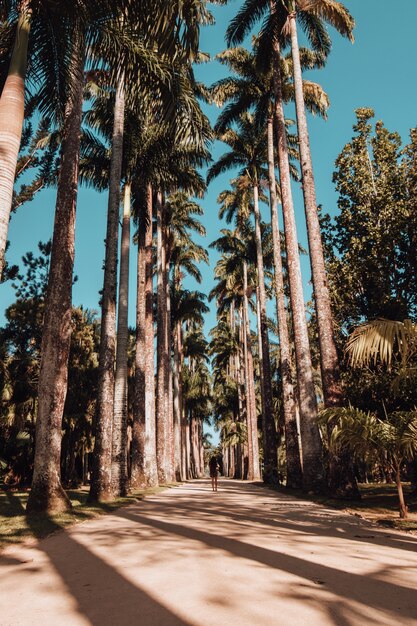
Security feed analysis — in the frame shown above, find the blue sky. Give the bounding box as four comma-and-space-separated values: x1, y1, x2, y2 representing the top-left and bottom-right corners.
1, 0, 417, 338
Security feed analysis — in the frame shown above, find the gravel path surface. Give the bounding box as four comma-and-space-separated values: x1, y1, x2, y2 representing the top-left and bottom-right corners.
1, 479, 417, 625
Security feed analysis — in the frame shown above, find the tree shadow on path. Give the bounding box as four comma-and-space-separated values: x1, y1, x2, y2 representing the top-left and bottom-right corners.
117, 503, 417, 623
1, 513, 194, 626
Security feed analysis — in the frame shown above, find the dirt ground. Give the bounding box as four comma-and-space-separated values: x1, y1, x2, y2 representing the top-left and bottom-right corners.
1, 479, 417, 626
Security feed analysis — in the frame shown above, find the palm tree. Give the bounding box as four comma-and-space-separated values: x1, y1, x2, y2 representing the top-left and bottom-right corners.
172, 288, 209, 478
131, 183, 157, 489
208, 113, 278, 483
226, 0, 325, 492
210, 227, 263, 481
284, 0, 354, 408
319, 406, 417, 518
167, 193, 208, 479
111, 180, 131, 497
26, 24, 86, 513
211, 44, 328, 488
89, 73, 125, 501
0, 2, 31, 280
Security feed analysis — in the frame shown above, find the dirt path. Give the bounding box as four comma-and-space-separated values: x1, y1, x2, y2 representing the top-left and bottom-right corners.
1, 479, 417, 626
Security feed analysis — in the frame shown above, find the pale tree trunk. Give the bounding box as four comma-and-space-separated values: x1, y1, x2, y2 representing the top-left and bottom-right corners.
189, 415, 196, 477
194, 419, 202, 477
143, 186, 158, 486
199, 421, 204, 477
177, 324, 188, 479
156, 191, 171, 483
131, 196, 147, 489
266, 111, 303, 489
241, 299, 254, 480
222, 444, 228, 477
173, 321, 182, 480
133, 185, 158, 488
0, 1, 31, 280
185, 413, 191, 479
271, 32, 324, 492
243, 262, 261, 480
253, 182, 278, 483
229, 444, 235, 478
289, 15, 358, 498
166, 256, 175, 480
235, 314, 246, 480
131, 184, 158, 488
395, 464, 408, 519
111, 181, 131, 497
288, 15, 341, 407
238, 308, 250, 479
27, 33, 85, 513
90, 73, 125, 501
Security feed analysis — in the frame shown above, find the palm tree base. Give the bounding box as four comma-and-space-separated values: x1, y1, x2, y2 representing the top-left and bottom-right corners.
26, 480, 72, 514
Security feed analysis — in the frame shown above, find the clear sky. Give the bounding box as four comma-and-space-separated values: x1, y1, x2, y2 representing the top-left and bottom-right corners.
1, 0, 417, 339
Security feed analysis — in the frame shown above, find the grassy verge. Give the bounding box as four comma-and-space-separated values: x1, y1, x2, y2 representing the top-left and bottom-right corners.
266, 482, 417, 532
0, 483, 177, 550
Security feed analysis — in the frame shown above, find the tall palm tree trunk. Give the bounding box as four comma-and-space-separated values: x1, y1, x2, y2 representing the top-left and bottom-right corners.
144, 186, 158, 486
111, 181, 131, 497
252, 181, 278, 483
132, 184, 158, 488
131, 193, 147, 488
185, 410, 191, 479
271, 33, 324, 492
242, 262, 261, 480
26, 33, 85, 513
0, 1, 31, 280
89, 73, 125, 502
173, 321, 182, 480
156, 191, 171, 483
166, 257, 175, 480
288, 15, 341, 407
177, 325, 188, 479
289, 15, 358, 498
266, 112, 303, 489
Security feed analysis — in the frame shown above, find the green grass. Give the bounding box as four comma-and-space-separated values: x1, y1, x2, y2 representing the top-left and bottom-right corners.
0, 484, 170, 550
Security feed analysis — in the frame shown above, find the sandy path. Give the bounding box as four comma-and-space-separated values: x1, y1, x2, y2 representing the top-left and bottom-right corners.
1, 479, 417, 626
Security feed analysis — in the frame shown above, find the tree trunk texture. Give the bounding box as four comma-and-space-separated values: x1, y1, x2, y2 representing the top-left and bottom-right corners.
266, 112, 303, 489
143, 187, 158, 487
166, 256, 175, 480
240, 302, 253, 480
0, 1, 31, 280
27, 33, 85, 513
156, 192, 171, 483
289, 16, 341, 407
271, 32, 324, 492
253, 183, 278, 483
131, 200, 148, 489
243, 262, 261, 480
177, 324, 187, 479
89, 73, 125, 502
173, 322, 183, 480
198, 421, 204, 478
111, 181, 131, 497
289, 16, 358, 498
185, 415, 191, 479
395, 465, 408, 519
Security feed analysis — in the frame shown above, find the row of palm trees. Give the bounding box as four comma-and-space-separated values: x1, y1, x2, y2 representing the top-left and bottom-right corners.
1, 0, 362, 510
207, 0, 360, 494
1, 0, 219, 513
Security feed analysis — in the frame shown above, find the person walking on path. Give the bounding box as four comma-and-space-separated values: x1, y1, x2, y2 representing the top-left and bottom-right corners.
209, 456, 219, 492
